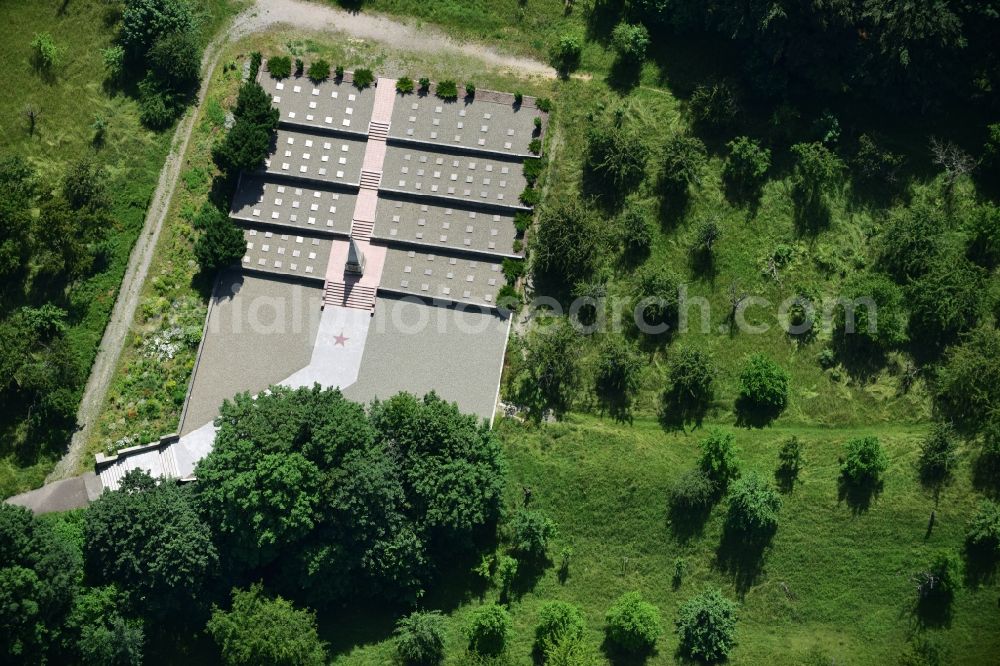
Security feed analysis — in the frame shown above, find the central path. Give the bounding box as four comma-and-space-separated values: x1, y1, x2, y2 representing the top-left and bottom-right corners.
323, 77, 397, 311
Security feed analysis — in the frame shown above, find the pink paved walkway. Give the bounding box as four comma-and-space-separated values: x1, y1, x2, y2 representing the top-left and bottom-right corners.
323, 77, 398, 311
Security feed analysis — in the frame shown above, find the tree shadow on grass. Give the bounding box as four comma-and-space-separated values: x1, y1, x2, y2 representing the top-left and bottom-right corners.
837, 475, 884, 515
831, 336, 889, 384
600, 636, 657, 666
733, 396, 783, 429
596, 392, 635, 424
667, 500, 713, 545
715, 525, 773, 597
971, 451, 1000, 499
657, 185, 691, 230
318, 600, 398, 659
774, 466, 800, 494
912, 593, 954, 629
581, 163, 632, 215
508, 554, 549, 602
962, 541, 998, 589
607, 59, 642, 95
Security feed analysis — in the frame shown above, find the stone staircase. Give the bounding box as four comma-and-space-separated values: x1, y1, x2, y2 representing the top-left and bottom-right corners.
324, 280, 377, 311
359, 169, 382, 190
95, 437, 180, 492
350, 218, 375, 241
368, 120, 390, 141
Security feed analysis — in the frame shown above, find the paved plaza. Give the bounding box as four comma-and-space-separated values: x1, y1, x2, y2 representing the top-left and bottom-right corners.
95, 65, 543, 490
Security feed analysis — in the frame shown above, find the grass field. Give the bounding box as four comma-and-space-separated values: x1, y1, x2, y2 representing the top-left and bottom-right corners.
317, 414, 998, 665
0, 0, 240, 495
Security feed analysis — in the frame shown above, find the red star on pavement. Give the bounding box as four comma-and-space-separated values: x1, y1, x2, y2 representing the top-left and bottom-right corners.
334, 331, 349, 346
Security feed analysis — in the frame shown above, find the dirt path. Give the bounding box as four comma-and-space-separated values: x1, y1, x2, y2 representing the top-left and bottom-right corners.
48, 0, 555, 482
234, 0, 558, 78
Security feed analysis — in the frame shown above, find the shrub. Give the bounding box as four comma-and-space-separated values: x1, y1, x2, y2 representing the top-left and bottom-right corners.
724, 136, 770, 200
497, 284, 522, 313
966, 202, 1000, 269
534, 601, 585, 654
536, 98, 553, 113
520, 187, 541, 207
725, 472, 782, 539
465, 83, 476, 97
294, 58, 304, 76
534, 116, 543, 131
523, 157, 544, 186
620, 206, 651, 258
511, 509, 557, 559
840, 436, 888, 486
207, 584, 326, 666
790, 141, 843, 230
435, 79, 458, 100
611, 22, 650, 63
777, 437, 803, 482
853, 133, 903, 185
396, 76, 414, 94
833, 271, 907, 353
267, 55, 291, 79
594, 335, 644, 407
418, 77, 430, 92
249, 51, 262, 79
137, 79, 177, 130
689, 81, 740, 130
514, 211, 532, 236
662, 133, 707, 192
632, 263, 680, 333
335, 64, 344, 79
101, 45, 125, 82
394, 611, 446, 666
878, 199, 945, 283
586, 124, 649, 195
935, 327, 1000, 433
661, 346, 715, 425
913, 553, 961, 612
919, 422, 958, 483
699, 429, 740, 489
532, 199, 602, 287
690, 218, 720, 263
965, 499, 1000, 555
529, 138, 542, 155
673, 557, 687, 586
514, 91, 523, 106
668, 468, 716, 513
605, 592, 662, 653
353, 68, 374, 89
307, 59, 330, 82
550, 32, 583, 76
467, 604, 512, 656
907, 256, 986, 352
737, 353, 789, 415
120, 0, 194, 55
502, 258, 525, 284
674, 589, 738, 662
31, 32, 62, 71
194, 204, 246, 273
148, 29, 202, 94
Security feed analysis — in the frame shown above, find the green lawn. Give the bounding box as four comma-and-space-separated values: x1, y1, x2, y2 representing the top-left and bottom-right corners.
0, 0, 239, 495
319, 414, 997, 665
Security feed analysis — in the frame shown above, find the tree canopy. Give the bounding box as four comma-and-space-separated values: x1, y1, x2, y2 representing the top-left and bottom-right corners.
194, 387, 506, 606
207, 583, 327, 666
84, 469, 218, 621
